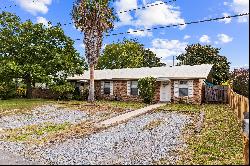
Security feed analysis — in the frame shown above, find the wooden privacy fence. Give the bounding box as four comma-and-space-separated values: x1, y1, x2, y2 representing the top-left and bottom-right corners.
227, 86, 249, 121
205, 85, 228, 103
227, 86, 249, 165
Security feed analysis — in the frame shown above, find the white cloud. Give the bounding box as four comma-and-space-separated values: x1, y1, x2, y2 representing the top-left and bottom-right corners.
232, 0, 249, 13
115, 0, 186, 31
217, 34, 233, 43
135, 1, 186, 29
115, 0, 137, 27
149, 38, 187, 60
199, 35, 211, 43
16, 0, 52, 15
184, 35, 191, 40
127, 28, 152, 37
224, 0, 249, 23
219, 12, 232, 24
36, 17, 50, 27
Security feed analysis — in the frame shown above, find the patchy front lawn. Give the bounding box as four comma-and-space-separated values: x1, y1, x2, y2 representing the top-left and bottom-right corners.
156, 104, 244, 165
0, 100, 243, 165
0, 99, 146, 145
0, 99, 53, 116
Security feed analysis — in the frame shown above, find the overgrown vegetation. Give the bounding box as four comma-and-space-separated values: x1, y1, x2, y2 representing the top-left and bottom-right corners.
157, 104, 243, 165
0, 82, 16, 100
50, 82, 75, 100
177, 44, 230, 85
230, 68, 249, 98
138, 77, 157, 104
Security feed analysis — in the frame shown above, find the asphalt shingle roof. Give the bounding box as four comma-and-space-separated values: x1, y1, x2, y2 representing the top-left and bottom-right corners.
67, 64, 213, 81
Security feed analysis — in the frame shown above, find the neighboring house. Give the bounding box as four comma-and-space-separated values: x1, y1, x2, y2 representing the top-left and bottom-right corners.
67, 64, 213, 104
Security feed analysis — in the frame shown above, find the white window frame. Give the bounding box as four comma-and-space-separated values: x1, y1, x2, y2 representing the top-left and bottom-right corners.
104, 81, 111, 95
130, 81, 138, 96
178, 80, 189, 97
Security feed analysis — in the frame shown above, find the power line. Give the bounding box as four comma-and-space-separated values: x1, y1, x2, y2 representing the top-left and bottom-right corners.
114, 0, 176, 14
103, 13, 249, 37
1, 1, 248, 41
1, 0, 176, 27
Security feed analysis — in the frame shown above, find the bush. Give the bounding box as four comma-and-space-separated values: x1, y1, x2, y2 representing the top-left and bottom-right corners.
72, 87, 81, 100
81, 87, 89, 100
0, 82, 16, 100
72, 86, 89, 101
138, 77, 157, 104
230, 68, 249, 98
50, 82, 75, 100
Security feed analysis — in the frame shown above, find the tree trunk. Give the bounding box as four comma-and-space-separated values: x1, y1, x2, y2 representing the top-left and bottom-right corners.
25, 74, 33, 99
88, 64, 95, 102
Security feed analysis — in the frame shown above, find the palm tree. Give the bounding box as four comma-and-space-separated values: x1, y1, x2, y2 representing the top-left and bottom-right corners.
71, 0, 115, 102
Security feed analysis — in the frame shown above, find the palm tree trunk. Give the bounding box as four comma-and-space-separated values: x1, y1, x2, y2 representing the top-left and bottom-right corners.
88, 64, 95, 102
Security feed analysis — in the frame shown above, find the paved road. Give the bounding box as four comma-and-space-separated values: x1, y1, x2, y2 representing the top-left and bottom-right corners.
0, 150, 41, 165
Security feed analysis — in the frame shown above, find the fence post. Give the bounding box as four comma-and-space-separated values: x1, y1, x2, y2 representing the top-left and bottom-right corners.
233, 94, 236, 113
240, 96, 245, 121
243, 136, 249, 165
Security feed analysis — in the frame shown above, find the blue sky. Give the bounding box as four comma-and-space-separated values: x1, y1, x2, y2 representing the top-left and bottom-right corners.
1, 0, 249, 69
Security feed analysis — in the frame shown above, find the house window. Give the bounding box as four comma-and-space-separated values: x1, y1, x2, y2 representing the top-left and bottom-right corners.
179, 88, 188, 97
131, 81, 138, 96
179, 80, 188, 97
104, 81, 110, 95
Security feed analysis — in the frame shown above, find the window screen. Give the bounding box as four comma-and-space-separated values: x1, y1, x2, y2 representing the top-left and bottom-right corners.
104, 81, 110, 95
131, 81, 138, 96
179, 88, 188, 97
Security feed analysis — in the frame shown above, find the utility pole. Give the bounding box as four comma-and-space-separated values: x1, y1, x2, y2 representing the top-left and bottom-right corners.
173, 56, 175, 66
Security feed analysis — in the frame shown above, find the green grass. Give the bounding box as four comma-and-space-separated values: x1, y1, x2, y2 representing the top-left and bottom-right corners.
3, 122, 70, 143
157, 103, 243, 165
157, 103, 201, 113
0, 99, 53, 116
57, 100, 146, 110
0, 99, 52, 110
96, 100, 147, 110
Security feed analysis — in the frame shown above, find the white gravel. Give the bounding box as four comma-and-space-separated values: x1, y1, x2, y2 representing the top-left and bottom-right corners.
0, 105, 88, 129
0, 111, 193, 165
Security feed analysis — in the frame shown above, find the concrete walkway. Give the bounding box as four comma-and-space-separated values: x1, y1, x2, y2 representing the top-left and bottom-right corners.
98, 103, 165, 127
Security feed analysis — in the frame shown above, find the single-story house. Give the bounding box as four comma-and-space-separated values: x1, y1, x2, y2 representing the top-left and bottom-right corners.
67, 64, 213, 104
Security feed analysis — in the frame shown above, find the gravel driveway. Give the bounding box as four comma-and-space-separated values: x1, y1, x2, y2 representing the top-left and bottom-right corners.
0, 105, 88, 129
1, 111, 193, 165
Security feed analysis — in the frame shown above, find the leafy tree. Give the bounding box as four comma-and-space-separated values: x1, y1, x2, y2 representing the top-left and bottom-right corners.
0, 82, 16, 100
0, 12, 85, 98
71, 0, 116, 102
230, 68, 249, 97
138, 77, 157, 104
97, 39, 165, 69
50, 81, 75, 100
177, 44, 230, 85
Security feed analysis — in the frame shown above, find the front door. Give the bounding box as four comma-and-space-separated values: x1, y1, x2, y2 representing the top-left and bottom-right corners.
160, 81, 171, 102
